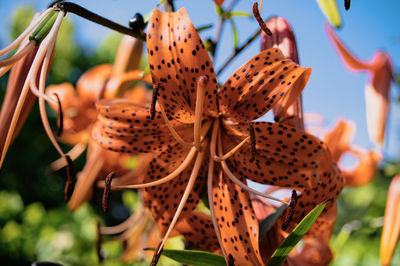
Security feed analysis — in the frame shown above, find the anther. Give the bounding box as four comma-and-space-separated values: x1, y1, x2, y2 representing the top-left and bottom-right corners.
150, 83, 161, 120
64, 155, 75, 201
102, 172, 115, 212
252, 2, 272, 36
53, 93, 64, 137
247, 121, 256, 162
150, 242, 164, 266
282, 190, 298, 231
96, 221, 104, 263
228, 254, 235, 266
345, 0, 351, 10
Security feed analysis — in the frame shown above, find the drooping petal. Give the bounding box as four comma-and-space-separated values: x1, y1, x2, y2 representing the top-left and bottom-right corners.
174, 210, 221, 253
324, 119, 355, 162
326, 25, 393, 145
219, 48, 311, 122
112, 35, 143, 76
287, 237, 333, 266
316, 0, 342, 28
142, 144, 207, 236
76, 64, 113, 102
211, 169, 264, 265
92, 99, 192, 153
381, 175, 400, 266
147, 8, 219, 123
0, 47, 38, 158
325, 25, 370, 71
342, 148, 380, 187
46, 83, 97, 145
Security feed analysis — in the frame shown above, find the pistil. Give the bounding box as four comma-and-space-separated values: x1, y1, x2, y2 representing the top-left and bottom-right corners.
194, 76, 208, 151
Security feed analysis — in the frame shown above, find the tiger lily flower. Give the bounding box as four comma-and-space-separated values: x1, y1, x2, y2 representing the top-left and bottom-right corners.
0, 8, 67, 168
381, 175, 400, 266
261, 16, 304, 130
46, 35, 153, 209
324, 119, 381, 187
93, 8, 343, 265
326, 25, 394, 147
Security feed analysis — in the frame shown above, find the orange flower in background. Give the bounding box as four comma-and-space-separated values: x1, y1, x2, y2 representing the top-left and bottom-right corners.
324, 119, 381, 187
93, 8, 343, 265
381, 175, 400, 266
261, 16, 304, 130
45, 35, 153, 210
326, 25, 394, 147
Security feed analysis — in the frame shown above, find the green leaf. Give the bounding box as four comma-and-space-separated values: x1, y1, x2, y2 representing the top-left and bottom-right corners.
154, 249, 226, 266
259, 204, 287, 241
196, 24, 214, 33
316, 0, 342, 28
267, 201, 328, 266
229, 19, 238, 50
230, 11, 253, 18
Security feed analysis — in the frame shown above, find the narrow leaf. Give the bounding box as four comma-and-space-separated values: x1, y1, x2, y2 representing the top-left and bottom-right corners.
267, 201, 328, 266
259, 204, 287, 241
230, 11, 253, 18
147, 249, 226, 266
229, 19, 238, 50
196, 24, 214, 33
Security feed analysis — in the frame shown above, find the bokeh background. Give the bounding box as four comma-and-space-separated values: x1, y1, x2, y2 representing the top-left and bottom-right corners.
0, 0, 399, 265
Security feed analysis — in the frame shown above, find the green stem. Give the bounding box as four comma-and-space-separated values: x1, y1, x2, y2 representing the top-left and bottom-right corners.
53, 2, 146, 41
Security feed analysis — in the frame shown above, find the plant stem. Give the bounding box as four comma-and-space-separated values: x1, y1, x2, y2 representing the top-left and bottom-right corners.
163, 0, 175, 12
216, 28, 261, 75
53, 2, 146, 41
211, 0, 239, 60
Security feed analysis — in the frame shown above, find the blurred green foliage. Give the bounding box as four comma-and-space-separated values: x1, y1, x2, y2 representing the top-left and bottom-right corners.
0, 5, 399, 266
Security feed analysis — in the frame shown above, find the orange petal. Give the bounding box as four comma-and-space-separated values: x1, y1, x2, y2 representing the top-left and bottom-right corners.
324, 119, 355, 162
211, 170, 264, 265
112, 35, 143, 76
93, 99, 191, 153
147, 8, 219, 123
0, 47, 38, 158
142, 144, 206, 235
342, 149, 380, 187
68, 142, 104, 211
225, 145, 320, 189
219, 48, 311, 122
175, 210, 222, 253
105, 70, 152, 99
76, 64, 113, 102
45, 82, 76, 111
325, 25, 370, 72
381, 175, 400, 266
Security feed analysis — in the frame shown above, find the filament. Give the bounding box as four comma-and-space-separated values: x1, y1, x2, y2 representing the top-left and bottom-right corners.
0, 41, 35, 67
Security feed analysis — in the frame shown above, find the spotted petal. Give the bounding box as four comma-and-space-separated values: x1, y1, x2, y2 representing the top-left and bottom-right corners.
147, 8, 219, 123
211, 169, 263, 265
93, 99, 192, 153
219, 48, 311, 122
175, 210, 221, 253
143, 144, 207, 236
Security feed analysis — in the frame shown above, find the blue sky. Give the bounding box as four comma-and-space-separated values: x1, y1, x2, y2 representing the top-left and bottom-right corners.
0, 0, 399, 159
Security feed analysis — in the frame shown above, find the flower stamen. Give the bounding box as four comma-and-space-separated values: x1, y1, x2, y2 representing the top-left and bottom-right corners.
217, 129, 288, 205
247, 121, 257, 162
252, 2, 272, 36
282, 189, 298, 230
0, 42, 35, 68
207, 156, 227, 259
112, 146, 197, 189
159, 103, 193, 147
150, 83, 161, 120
